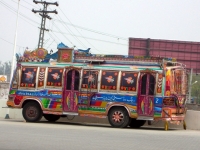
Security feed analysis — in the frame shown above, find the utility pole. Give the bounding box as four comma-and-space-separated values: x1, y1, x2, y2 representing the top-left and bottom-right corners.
32, 0, 58, 49
188, 68, 193, 103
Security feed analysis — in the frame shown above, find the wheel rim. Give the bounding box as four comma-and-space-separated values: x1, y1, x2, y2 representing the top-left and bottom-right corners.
26, 106, 38, 119
112, 111, 124, 123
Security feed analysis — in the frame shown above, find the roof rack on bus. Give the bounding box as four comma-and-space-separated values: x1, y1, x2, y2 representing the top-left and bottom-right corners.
15, 46, 177, 67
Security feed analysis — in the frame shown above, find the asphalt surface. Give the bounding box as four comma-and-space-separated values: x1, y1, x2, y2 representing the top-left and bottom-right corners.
0, 118, 200, 150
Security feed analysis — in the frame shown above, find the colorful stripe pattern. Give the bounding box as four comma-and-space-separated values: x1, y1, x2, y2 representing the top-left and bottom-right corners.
10, 88, 165, 117
40, 98, 62, 110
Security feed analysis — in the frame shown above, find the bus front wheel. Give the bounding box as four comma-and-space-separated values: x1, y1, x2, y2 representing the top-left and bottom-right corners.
22, 101, 43, 122
108, 107, 130, 128
43, 114, 60, 122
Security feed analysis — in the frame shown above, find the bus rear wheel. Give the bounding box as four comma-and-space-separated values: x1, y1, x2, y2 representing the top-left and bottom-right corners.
129, 119, 146, 128
22, 101, 43, 122
43, 114, 60, 122
108, 107, 130, 128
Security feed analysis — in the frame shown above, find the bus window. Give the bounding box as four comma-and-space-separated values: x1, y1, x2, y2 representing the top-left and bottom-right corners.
174, 70, 181, 94
141, 74, 155, 95
141, 74, 147, 95
81, 70, 98, 89
100, 71, 118, 91
173, 69, 187, 95
20, 67, 37, 88
74, 71, 79, 90
46, 68, 63, 87
148, 74, 155, 95
120, 72, 138, 92
12, 68, 19, 89
181, 70, 187, 95
66, 70, 72, 90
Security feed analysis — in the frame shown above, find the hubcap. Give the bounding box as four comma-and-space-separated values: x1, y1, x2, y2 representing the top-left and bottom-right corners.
112, 111, 124, 123
26, 106, 37, 118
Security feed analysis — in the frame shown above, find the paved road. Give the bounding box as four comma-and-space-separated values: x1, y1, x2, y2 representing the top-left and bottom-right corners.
0, 119, 200, 150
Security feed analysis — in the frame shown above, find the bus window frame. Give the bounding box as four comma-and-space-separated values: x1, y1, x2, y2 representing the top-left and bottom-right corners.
173, 69, 183, 95
11, 67, 20, 89
99, 70, 119, 93
118, 71, 139, 94
81, 69, 99, 92
19, 66, 38, 90
45, 67, 64, 89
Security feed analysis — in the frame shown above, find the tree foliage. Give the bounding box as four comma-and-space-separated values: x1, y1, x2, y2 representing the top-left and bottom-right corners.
0, 61, 11, 81
191, 75, 200, 104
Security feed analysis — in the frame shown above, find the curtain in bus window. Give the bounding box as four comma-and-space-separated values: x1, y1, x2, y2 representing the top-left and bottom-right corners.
20, 67, 37, 88
81, 70, 98, 89
120, 72, 138, 91
101, 71, 118, 90
46, 68, 63, 87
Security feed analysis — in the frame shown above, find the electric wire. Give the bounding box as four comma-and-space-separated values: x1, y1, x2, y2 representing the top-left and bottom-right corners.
0, 0, 39, 26
53, 19, 128, 41
51, 30, 127, 46
57, 7, 100, 52
1, 0, 129, 54
0, 37, 34, 50
48, 6, 87, 49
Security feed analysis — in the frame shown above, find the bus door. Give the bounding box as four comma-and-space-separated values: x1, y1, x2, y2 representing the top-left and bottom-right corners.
63, 68, 80, 112
137, 73, 155, 117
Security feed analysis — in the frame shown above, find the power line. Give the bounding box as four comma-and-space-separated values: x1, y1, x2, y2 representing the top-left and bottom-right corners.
0, 0, 39, 26
47, 0, 127, 52
57, 8, 100, 52
52, 21, 75, 47
53, 19, 128, 41
48, 7, 88, 49
0, 37, 34, 50
50, 30, 127, 46
1, 0, 128, 53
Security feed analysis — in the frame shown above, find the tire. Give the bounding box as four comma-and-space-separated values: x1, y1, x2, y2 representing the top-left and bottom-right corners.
43, 114, 60, 122
129, 119, 146, 128
108, 107, 130, 128
22, 101, 43, 122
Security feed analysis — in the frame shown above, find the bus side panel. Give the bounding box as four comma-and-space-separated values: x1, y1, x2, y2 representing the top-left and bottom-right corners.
11, 89, 63, 111
153, 97, 163, 118
78, 93, 138, 117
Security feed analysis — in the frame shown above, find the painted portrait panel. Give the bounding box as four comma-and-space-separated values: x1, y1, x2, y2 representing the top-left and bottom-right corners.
120, 72, 138, 91
46, 68, 63, 87
20, 67, 37, 88
82, 70, 98, 89
100, 71, 118, 90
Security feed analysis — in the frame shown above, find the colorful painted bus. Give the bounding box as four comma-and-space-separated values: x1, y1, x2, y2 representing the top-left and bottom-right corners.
6, 46, 188, 130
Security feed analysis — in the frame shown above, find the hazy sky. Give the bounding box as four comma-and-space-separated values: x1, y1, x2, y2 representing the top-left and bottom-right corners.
1, 0, 200, 62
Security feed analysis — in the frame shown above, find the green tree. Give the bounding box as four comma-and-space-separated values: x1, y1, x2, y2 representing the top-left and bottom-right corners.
191, 75, 200, 104
0, 61, 11, 81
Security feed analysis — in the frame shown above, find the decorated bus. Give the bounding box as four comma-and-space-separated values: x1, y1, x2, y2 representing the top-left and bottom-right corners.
6, 43, 188, 130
